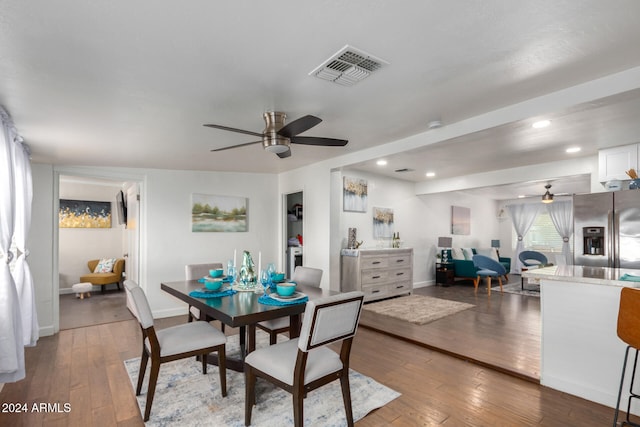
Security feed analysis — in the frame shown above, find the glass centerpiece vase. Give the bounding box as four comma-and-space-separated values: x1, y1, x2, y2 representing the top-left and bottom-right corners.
237, 250, 258, 291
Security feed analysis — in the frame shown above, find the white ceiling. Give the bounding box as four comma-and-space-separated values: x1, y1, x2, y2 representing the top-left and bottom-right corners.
3, 1, 640, 199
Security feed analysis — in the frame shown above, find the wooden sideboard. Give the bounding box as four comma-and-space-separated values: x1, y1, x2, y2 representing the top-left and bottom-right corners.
340, 248, 413, 302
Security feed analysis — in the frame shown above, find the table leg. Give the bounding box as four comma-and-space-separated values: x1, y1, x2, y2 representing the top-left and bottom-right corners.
289, 314, 301, 338
247, 324, 256, 354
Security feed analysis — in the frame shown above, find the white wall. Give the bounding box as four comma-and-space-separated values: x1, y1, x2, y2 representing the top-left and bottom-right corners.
58, 179, 126, 290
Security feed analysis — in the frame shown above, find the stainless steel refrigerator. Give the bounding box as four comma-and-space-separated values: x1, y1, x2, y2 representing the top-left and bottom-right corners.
573, 190, 640, 268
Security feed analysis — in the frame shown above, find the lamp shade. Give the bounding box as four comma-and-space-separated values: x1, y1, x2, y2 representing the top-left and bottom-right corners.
491, 239, 500, 248
438, 237, 453, 248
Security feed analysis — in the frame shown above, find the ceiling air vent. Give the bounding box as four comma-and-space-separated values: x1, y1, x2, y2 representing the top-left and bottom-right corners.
309, 45, 389, 87
394, 168, 414, 173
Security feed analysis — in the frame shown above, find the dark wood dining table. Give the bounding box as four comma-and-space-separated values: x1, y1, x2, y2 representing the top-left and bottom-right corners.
161, 280, 332, 371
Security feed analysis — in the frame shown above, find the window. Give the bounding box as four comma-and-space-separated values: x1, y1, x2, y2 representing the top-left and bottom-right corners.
512, 211, 572, 252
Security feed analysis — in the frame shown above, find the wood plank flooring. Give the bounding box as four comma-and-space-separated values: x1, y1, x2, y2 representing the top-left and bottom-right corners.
361, 278, 541, 381
0, 280, 631, 426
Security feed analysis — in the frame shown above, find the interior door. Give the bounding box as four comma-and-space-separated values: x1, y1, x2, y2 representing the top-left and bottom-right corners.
125, 184, 139, 316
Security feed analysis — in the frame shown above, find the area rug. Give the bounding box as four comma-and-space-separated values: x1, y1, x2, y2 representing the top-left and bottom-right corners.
362, 294, 474, 325
124, 333, 400, 426
492, 281, 540, 297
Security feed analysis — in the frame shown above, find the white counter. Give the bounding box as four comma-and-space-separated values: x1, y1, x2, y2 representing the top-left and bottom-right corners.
523, 265, 640, 414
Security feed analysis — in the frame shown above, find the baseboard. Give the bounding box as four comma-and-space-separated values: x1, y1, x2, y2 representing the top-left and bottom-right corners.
412, 281, 432, 289
59, 285, 103, 295
39, 324, 55, 337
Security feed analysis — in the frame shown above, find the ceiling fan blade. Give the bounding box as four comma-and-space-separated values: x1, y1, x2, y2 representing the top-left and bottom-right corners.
204, 124, 264, 138
278, 115, 322, 138
277, 148, 291, 159
210, 140, 262, 152
290, 136, 348, 146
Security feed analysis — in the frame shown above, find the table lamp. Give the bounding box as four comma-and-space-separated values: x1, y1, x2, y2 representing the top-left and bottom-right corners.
491, 239, 501, 258
438, 237, 453, 263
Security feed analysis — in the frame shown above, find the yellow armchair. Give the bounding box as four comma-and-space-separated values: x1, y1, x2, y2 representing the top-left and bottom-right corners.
80, 258, 125, 293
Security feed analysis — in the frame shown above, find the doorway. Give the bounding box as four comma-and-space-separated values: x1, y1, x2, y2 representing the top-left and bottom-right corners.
57, 175, 140, 330
284, 191, 303, 277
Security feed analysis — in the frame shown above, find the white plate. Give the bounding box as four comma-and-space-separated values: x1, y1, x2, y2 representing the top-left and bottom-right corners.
199, 285, 230, 293
203, 275, 227, 281
268, 291, 306, 302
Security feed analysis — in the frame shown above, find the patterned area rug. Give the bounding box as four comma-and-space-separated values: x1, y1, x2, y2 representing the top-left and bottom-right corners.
362, 294, 474, 325
492, 281, 540, 297
124, 332, 400, 426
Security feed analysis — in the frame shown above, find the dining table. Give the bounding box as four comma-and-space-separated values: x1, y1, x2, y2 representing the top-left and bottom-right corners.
160, 280, 332, 371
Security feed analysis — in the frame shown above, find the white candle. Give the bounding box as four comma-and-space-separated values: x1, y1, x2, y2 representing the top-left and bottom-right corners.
258, 251, 261, 275
234, 249, 237, 268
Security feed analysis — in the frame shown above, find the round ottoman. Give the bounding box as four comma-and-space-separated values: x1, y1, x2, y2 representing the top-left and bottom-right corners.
72, 282, 93, 300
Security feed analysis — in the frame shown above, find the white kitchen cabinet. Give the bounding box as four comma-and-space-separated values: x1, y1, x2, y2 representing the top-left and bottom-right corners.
598, 144, 638, 182
340, 248, 413, 302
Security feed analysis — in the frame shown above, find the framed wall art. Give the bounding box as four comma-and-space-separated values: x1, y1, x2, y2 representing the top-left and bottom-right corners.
192, 193, 248, 232
59, 199, 112, 228
372, 207, 394, 238
451, 205, 470, 235
343, 176, 368, 212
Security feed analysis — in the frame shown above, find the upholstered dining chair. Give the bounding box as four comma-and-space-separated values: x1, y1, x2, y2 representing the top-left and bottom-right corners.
244, 291, 365, 427
124, 280, 227, 422
185, 262, 225, 331
472, 254, 507, 296
256, 266, 323, 344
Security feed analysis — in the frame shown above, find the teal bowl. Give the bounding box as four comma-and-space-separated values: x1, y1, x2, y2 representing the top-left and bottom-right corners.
205, 279, 223, 291
276, 282, 296, 296
209, 269, 224, 278
272, 272, 286, 282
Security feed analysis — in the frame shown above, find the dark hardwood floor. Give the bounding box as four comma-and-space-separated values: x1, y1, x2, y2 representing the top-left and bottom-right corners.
361, 277, 541, 381
0, 278, 629, 426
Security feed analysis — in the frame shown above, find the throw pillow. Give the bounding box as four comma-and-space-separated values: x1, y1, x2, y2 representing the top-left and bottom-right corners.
450, 248, 464, 260
462, 248, 474, 260
476, 248, 499, 261
94, 258, 115, 273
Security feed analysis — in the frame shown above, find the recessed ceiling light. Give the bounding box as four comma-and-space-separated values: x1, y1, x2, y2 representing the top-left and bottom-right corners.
425, 172, 436, 177
376, 159, 387, 166
518, 195, 526, 199
566, 147, 581, 153
532, 120, 551, 129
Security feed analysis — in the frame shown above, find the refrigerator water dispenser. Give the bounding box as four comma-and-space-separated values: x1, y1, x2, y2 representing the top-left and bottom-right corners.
583, 227, 604, 255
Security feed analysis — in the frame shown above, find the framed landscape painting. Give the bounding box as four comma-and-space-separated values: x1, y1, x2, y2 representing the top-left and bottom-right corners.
192, 193, 247, 232
451, 205, 470, 235
59, 199, 112, 228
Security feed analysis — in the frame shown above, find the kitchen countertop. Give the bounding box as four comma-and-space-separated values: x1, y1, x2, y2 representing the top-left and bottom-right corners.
522, 264, 640, 287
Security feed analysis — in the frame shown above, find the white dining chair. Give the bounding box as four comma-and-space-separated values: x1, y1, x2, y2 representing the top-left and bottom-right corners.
244, 291, 364, 427
185, 262, 225, 331
124, 280, 227, 421
256, 266, 323, 344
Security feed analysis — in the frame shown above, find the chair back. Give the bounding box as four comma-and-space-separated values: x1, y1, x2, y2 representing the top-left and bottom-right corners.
298, 291, 364, 352
472, 254, 506, 274
618, 287, 640, 349
185, 262, 223, 280
125, 280, 155, 329
518, 250, 548, 267
292, 266, 323, 287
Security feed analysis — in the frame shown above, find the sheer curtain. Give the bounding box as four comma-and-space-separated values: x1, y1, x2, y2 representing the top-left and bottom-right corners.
507, 203, 543, 273
546, 200, 573, 266
0, 107, 36, 383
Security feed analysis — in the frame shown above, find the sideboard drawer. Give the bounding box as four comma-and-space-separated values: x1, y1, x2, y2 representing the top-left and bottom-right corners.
361, 269, 390, 285
360, 256, 389, 270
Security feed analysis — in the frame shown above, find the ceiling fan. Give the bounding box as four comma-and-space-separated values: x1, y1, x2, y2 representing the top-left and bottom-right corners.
204, 112, 348, 159
541, 184, 554, 203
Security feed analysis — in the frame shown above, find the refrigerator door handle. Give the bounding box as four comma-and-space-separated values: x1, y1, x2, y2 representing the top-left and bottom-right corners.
613, 209, 621, 268
608, 210, 614, 267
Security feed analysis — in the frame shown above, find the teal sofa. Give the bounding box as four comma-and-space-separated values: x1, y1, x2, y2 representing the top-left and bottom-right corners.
442, 249, 511, 281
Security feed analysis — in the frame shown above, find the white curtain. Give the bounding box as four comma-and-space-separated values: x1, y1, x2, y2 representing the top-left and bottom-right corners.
546, 200, 573, 266
0, 107, 36, 383
507, 203, 543, 273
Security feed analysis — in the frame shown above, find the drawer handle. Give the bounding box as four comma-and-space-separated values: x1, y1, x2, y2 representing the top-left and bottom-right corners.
372, 275, 381, 279
396, 272, 404, 276
396, 285, 404, 289
372, 261, 381, 265
372, 290, 380, 294
396, 259, 404, 263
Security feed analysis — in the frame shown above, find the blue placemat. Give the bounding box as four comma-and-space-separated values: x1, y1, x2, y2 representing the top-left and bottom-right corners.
259, 294, 308, 306
189, 288, 237, 298
619, 274, 640, 282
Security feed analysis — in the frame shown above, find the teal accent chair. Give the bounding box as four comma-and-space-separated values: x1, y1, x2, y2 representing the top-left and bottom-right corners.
472, 254, 507, 296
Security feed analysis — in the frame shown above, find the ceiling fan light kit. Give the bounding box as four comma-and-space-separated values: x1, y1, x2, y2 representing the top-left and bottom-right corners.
204, 111, 347, 158
541, 184, 554, 204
